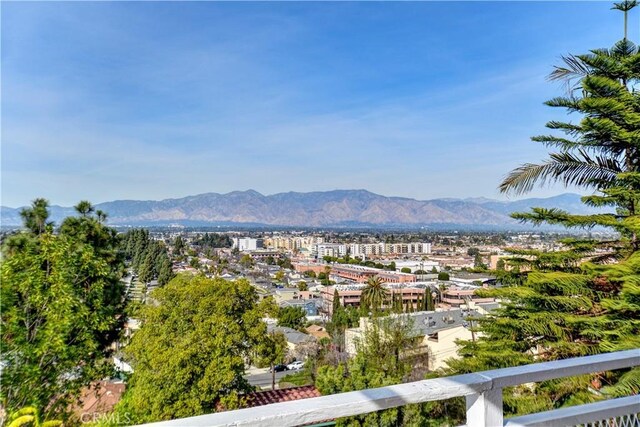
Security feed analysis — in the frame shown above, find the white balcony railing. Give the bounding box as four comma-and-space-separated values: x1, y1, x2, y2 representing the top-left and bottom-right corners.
139, 349, 640, 427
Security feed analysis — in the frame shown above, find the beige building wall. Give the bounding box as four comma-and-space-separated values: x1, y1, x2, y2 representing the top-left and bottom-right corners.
344, 319, 475, 371
416, 325, 474, 370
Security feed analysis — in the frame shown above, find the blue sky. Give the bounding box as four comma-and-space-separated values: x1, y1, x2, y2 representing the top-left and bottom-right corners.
1, 1, 631, 207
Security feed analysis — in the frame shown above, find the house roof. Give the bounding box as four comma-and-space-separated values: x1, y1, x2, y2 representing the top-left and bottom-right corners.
267, 325, 313, 344
72, 381, 126, 419
349, 308, 487, 338
245, 386, 321, 408
306, 324, 330, 340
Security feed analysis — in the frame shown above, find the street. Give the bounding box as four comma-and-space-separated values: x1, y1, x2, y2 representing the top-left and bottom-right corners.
246, 368, 291, 389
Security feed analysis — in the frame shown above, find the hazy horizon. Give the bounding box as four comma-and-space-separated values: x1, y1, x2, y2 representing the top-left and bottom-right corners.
1, 188, 589, 209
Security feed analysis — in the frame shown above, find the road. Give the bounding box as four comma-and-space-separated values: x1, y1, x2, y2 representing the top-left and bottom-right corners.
246, 369, 291, 389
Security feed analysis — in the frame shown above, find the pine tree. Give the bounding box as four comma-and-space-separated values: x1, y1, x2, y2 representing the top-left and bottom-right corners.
425, 290, 435, 311
447, 3, 640, 418
332, 288, 341, 315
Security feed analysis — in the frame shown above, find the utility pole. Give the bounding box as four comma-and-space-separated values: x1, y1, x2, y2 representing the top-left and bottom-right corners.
464, 295, 476, 343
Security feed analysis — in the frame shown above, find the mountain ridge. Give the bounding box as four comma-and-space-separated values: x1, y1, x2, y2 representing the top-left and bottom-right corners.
1, 190, 602, 229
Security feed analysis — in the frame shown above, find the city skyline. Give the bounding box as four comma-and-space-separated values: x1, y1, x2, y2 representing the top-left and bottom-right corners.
3, 1, 630, 206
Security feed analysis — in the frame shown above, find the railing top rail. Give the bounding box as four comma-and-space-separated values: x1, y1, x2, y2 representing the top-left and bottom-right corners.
137, 349, 640, 427
504, 395, 640, 427
479, 348, 640, 388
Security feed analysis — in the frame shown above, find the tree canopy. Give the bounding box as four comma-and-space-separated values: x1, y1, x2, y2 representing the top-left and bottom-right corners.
277, 306, 306, 330
119, 274, 269, 422
1, 200, 127, 419
316, 315, 447, 426
120, 229, 174, 286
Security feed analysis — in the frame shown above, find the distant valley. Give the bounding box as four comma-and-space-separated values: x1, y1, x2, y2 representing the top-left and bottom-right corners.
1, 190, 604, 230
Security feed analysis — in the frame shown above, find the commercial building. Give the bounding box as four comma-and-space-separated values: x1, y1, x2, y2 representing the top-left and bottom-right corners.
232, 237, 264, 251
331, 264, 416, 284
321, 283, 426, 316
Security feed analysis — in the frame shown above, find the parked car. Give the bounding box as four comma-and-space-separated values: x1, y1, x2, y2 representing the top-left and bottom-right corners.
287, 361, 304, 370
270, 364, 288, 373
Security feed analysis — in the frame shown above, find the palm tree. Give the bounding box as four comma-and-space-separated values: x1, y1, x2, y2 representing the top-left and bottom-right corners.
74, 200, 94, 217
361, 276, 389, 316
6, 406, 61, 427
96, 209, 108, 223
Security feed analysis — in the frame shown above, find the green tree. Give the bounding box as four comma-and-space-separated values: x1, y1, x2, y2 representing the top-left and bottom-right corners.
391, 292, 403, 314
239, 254, 254, 268
277, 306, 306, 330
157, 256, 174, 286
173, 235, 185, 255
138, 253, 155, 284
316, 316, 437, 426
327, 305, 360, 352
255, 332, 288, 390
277, 256, 293, 270
425, 290, 435, 311
18, 198, 53, 236
448, 4, 640, 418
120, 274, 268, 422
74, 200, 95, 217
473, 253, 486, 270
437, 272, 450, 281
1, 200, 126, 419
5, 407, 62, 427
332, 288, 341, 314
274, 270, 285, 282
400, 267, 412, 273
499, 6, 640, 252
298, 281, 308, 291
361, 276, 389, 316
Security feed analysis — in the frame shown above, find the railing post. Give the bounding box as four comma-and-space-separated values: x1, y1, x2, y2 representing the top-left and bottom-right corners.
465, 388, 503, 427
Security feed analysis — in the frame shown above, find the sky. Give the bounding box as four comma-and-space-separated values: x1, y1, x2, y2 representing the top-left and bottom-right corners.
1, 1, 633, 207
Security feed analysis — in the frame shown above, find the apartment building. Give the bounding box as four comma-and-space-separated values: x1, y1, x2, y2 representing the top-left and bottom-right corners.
347, 242, 432, 258
386, 242, 432, 255
344, 308, 483, 370
330, 264, 416, 284
322, 283, 426, 315
266, 236, 325, 251
314, 243, 348, 258
348, 243, 386, 257
440, 285, 495, 308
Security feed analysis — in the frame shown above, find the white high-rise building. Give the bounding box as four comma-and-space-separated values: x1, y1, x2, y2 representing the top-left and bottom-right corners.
232, 237, 264, 251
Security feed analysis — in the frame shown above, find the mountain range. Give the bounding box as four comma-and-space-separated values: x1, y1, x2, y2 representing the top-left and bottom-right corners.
0, 190, 604, 229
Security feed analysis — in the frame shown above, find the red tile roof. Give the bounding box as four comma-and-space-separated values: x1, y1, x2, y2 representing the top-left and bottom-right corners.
72, 381, 126, 420
245, 385, 321, 408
